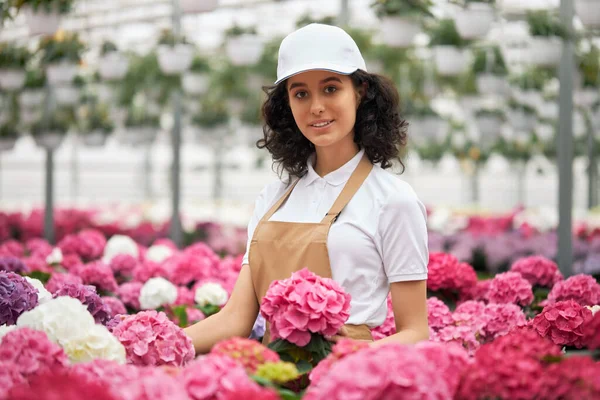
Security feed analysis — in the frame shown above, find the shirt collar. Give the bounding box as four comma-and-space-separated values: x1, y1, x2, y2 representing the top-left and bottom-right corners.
303, 148, 365, 187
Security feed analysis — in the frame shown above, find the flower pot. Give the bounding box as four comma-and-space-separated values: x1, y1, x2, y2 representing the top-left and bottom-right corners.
0, 69, 26, 91
157, 44, 195, 75
98, 52, 129, 81
410, 116, 448, 144
528, 37, 562, 67
575, 0, 600, 29
54, 85, 79, 106
475, 115, 503, 137
433, 46, 471, 76
182, 72, 211, 95
536, 101, 558, 120
192, 125, 228, 146
508, 110, 537, 132
82, 130, 109, 147
19, 90, 45, 108
33, 132, 64, 150
454, 3, 496, 40
120, 127, 157, 146
180, 0, 219, 14
24, 7, 61, 36
379, 16, 421, 48
96, 83, 114, 103
225, 35, 265, 66
0, 138, 17, 152
460, 96, 484, 115
574, 88, 599, 108
46, 62, 79, 85
511, 89, 544, 109
20, 108, 42, 125
476, 74, 509, 96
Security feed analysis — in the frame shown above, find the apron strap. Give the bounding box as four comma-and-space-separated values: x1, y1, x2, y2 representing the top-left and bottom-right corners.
321, 153, 373, 225
260, 178, 301, 223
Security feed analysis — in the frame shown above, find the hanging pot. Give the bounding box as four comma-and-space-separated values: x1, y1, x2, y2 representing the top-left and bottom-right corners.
575, 0, 600, 29
508, 110, 537, 132
0, 138, 17, 152
528, 37, 562, 67
475, 115, 503, 137
82, 130, 109, 147
54, 85, 79, 106
24, 7, 61, 36
410, 116, 447, 145
433, 46, 471, 76
0, 69, 26, 91
192, 124, 228, 147
96, 83, 114, 103
33, 132, 64, 150
476, 74, 509, 96
19, 89, 45, 108
536, 100, 558, 120
511, 89, 544, 109
574, 88, 599, 108
225, 35, 265, 66
379, 16, 421, 48
454, 3, 496, 40
20, 108, 42, 125
182, 72, 211, 95
157, 44, 195, 75
98, 52, 129, 81
180, 0, 219, 14
46, 61, 79, 85
121, 127, 157, 146
460, 96, 484, 115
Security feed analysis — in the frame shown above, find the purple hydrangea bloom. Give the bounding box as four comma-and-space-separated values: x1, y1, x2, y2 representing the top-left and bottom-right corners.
52, 283, 110, 325
0, 256, 29, 274
249, 314, 266, 340
0, 271, 38, 325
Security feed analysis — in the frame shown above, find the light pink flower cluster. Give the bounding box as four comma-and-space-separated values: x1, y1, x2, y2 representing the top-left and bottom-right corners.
416, 341, 471, 397
510, 256, 563, 288
117, 282, 143, 310
582, 312, 600, 349
57, 229, 106, 261
45, 272, 84, 294
0, 360, 25, 399
164, 253, 213, 286
102, 296, 127, 317
531, 300, 593, 348
61, 253, 83, 271
211, 337, 279, 374
485, 271, 534, 306
178, 354, 278, 400
0, 328, 68, 381
174, 286, 195, 306
427, 297, 453, 331
109, 254, 138, 278
480, 303, 527, 343
371, 295, 395, 340
0, 239, 24, 257
260, 268, 351, 346
309, 339, 370, 386
304, 343, 449, 400
133, 261, 170, 283
456, 327, 562, 400
463, 279, 491, 302
73, 261, 119, 293
537, 356, 600, 399
431, 324, 480, 356
545, 274, 600, 307
427, 253, 478, 298
22, 256, 51, 273
25, 238, 53, 259
111, 310, 195, 367
186, 308, 204, 325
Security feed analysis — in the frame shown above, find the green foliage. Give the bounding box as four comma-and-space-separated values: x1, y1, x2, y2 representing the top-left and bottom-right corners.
252, 36, 281, 79
157, 29, 190, 46
0, 43, 30, 68
472, 46, 507, 76
100, 40, 118, 56
11, 0, 75, 14
189, 55, 211, 73
413, 139, 447, 163
428, 19, 470, 48
30, 108, 74, 136
345, 27, 375, 55
527, 10, 568, 38
224, 24, 257, 38
124, 105, 159, 128
475, 108, 505, 119
295, 13, 337, 28
0, 121, 19, 139
371, 0, 434, 18
240, 95, 264, 126
38, 31, 85, 64
23, 68, 46, 89
578, 45, 600, 88
192, 99, 229, 129
508, 99, 537, 115
509, 69, 552, 91
79, 104, 113, 134
404, 100, 438, 117
196, 304, 220, 317
493, 136, 534, 162
24, 271, 51, 283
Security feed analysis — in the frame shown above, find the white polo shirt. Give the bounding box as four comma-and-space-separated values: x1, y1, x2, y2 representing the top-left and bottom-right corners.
242, 148, 429, 327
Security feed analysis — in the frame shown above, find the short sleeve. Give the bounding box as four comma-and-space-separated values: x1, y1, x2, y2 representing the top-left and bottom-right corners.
376, 189, 429, 283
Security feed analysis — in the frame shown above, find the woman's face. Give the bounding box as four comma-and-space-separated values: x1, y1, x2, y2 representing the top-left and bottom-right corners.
286, 70, 361, 150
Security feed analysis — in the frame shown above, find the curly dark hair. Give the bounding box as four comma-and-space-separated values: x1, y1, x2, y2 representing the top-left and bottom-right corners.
258, 70, 408, 181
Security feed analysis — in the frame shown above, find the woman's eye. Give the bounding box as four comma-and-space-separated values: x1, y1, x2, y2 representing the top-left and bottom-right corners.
294, 91, 307, 99
324, 86, 337, 94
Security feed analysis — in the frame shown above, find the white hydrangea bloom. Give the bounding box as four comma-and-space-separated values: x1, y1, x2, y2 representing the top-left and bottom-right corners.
61, 323, 126, 364
45, 247, 63, 265
103, 235, 139, 263
139, 277, 178, 310
586, 305, 600, 316
195, 282, 228, 307
145, 244, 174, 263
0, 325, 17, 342
24, 277, 52, 304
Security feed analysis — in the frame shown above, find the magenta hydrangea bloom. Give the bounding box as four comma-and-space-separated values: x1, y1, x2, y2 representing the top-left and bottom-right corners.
371, 295, 395, 340
174, 286, 195, 306
431, 324, 480, 356
480, 303, 527, 343
485, 271, 534, 306
416, 341, 471, 397
0, 256, 29, 274
101, 296, 127, 318
427, 297, 453, 332
0, 360, 27, 399
531, 300, 593, 348
117, 281, 143, 310
58, 229, 106, 262
109, 254, 138, 278
111, 310, 195, 367
0, 328, 68, 380
73, 261, 118, 293
164, 253, 213, 286
53, 283, 111, 325
260, 268, 351, 346
0, 271, 38, 325
309, 339, 369, 386
133, 260, 170, 283
545, 274, 600, 307
582, 312, 600, 350
510, 256, 563, 289
304, 343, 450, 400
45, 272, 84, 294
537, 356, 600, 399
24, 239, 53, 259
427, 253, 478, 299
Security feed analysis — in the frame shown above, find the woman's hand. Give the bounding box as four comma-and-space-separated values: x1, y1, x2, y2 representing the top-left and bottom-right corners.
327, 326, 350, 344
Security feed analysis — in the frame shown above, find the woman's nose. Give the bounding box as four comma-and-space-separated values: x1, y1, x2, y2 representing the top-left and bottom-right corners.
310, 96, 325, 115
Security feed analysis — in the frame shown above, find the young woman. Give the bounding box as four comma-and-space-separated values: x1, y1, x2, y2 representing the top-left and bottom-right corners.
184, 23, 429, 353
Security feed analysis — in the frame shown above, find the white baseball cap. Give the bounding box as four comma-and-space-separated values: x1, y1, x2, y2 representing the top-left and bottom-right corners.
274, 23, 368, 85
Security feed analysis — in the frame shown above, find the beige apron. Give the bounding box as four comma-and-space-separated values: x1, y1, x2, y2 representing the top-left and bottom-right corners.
249, 153, 374, 344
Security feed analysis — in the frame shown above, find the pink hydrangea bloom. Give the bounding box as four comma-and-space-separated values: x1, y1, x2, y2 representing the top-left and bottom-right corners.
480, 303, 527, 343
431, 324, 480, 356
427, 297, 453, 332
463, 279, 491, 302
456, 327, 562, 400
416, 341, 471, 397
179, 354, 274, 400
510, 256, 563, 288
427, 253, 478, 299
133, 261, 170, 283
304, 343, 450, 400
309, 338, 369, 386
58, 229, 106, 261
582, 311, 600, 350
537, 356, 600, 399
0, 328, 68, 379
531, 300, 593, 348
260, 268, 351, 347
45, 273, 84, 294
25, 239, 53, 259
0, 360, 26, 399
0, 240, 24, 258
164, 253, 213, 286
109, 254, 138, 278
211, 337, 279, 374
111, 310, 195, 367
371, 295, 395, 340
61, 253, 83, 271
174, 286, 195, 306
102, 296, 127, 317
485, 271, 534, 306
545, 274, 600, 307
73, 261, 118, 293
117, 282, 142, 310
186, 307, 204, 325
22, 256, 52, 273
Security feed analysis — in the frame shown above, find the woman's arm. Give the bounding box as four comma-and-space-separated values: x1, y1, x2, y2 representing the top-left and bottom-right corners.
371, 280, 429, 346
183, 264, 259, 354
